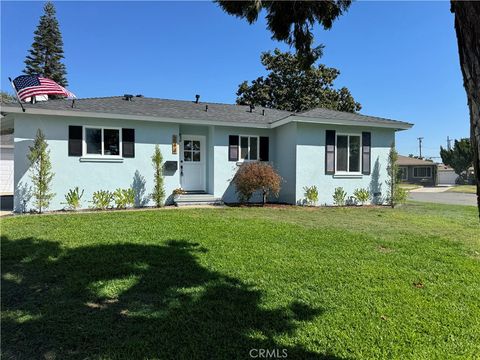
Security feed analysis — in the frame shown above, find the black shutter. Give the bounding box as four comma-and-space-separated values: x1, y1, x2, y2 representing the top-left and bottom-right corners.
362, 132, 371, 175
325, 130, 336, 175
122, 128, 135, 158
259, 136, 269, 161
229, 135, 239, 161
68, 125, 82, 156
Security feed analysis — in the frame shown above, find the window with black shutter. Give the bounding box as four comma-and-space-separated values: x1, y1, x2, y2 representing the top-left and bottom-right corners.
122, 128, 135, 158
362, 132, 371, 175
259, 137, 269, 161
325, 130, 336, 174
229, 135, 239, 161
68, 125, 83, 156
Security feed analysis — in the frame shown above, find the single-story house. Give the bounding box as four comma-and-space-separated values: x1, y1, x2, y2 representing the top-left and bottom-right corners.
397, 155, 437, 186
0, 96, 412, 211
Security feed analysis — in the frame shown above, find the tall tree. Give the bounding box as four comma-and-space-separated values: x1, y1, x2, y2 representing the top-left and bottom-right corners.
217, 0, 351, 67
451, 1, 480, 217
236, 49, 361, 113
24, 1, 68, 86
440, 138, 473, 180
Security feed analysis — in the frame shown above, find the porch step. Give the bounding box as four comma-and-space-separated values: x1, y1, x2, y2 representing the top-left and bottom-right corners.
175, 193, 223, 207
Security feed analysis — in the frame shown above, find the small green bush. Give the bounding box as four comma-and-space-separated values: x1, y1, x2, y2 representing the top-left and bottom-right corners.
91, 190, 113, 210
62, 187, 84, 210
353, 188, 370, 205
113, 188, 135, 209
303, 185, 319, 206
333, 187, 347, 206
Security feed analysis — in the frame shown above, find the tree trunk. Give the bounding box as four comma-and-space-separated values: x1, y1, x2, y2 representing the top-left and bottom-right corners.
451, 1, 480, 220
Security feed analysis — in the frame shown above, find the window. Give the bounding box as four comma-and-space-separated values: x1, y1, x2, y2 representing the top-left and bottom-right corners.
413, 167, 432, 178
336, 134, 361, 173
183, 140, 201, 162
240, 136, 258, 161
84, 127, 121, 157
399, 166, 408, 180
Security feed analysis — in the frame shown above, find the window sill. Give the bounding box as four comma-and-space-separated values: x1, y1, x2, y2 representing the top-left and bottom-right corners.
80, 157, 124, 163
333, 173, 363, 179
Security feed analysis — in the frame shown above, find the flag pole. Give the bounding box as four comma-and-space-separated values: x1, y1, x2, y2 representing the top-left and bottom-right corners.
8, 77, 26, 112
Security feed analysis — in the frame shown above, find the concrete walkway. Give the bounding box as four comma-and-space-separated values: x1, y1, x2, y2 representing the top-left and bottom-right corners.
408, 189, 476, 206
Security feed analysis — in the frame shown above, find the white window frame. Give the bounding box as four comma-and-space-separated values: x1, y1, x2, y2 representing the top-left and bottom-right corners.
83, 126, 122, 158
335, 133, 362, 174
413, 166, 432, 178
238, 135, 259, 162
400, 166, 408, 180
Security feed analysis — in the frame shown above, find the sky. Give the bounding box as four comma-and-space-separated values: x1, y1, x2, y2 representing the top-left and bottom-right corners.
0, 1, 470, 159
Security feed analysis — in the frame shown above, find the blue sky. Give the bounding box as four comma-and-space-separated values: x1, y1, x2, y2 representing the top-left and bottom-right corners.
1, 1, 469, 158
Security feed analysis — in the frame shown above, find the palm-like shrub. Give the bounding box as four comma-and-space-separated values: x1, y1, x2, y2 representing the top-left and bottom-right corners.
91, 190, 113, 210
233, 162, 281, 205
62, 187, 84, 210
353, 188, 370, 205
303, 185, 319, 206
332, 187, 347, 206
113, 188, 135, 209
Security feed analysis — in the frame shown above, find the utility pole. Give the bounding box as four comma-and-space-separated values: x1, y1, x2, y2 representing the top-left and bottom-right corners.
447, 136, 452, 150
417, 137, 424, 158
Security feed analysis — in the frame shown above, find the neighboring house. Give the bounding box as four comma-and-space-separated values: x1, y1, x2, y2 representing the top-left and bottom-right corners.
1, 96, 412, 211
437, 163, 458, 185
397, 155, 437, 186
0, 133, 14, 195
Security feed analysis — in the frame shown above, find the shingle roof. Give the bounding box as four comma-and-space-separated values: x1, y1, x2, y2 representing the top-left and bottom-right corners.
397, 155, 436, 166
1, 96, 413, 129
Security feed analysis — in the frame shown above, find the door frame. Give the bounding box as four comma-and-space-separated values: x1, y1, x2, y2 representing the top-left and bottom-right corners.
180, 134, 206, 192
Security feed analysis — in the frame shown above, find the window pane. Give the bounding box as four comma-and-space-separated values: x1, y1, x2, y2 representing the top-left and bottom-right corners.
184, 140, 192, 151
349, 136, 360, 172
184, 151, 192, 161
249, 137, 258, 160
427, 168, 431, 177
86, 128, 102, 155
240, 136, 249, 160
193, 151, 201, 162
104, 129, 119, 155
336, 135, 348, 171
192, 141, 200, 151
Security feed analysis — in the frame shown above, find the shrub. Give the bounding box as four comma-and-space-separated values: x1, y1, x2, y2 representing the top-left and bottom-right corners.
113, 188, 135, 209
151, 145, 165, 207
233, 162, 282, 204
303, 185, 319, 206
333, 187, 347, 206
353, 188, 370, 205
91, 190, 113, 210
62, 187, 84, 210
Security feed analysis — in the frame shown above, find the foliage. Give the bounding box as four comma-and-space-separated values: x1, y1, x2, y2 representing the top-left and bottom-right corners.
91, 190, 113, 210
172, 188, 186, 197
332, 187, 347, 206
0, 91, 17, 103
113, 188, 135, 209
233, 162, 282, 204
62, 187, 84, 210
27, 129, 55, 213
387, 144, 406, 208
440, 138, 473, 180
217, 1, 351, 67
151, 145, 165, 207
303, 185, 319, 206
236, 49, 361, 113
353, 188, 370, 205
24, 1, 67, 86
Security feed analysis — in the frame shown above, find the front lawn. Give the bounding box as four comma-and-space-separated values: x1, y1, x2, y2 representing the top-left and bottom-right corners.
447, 185, 477, 194
1, 204, 479, 359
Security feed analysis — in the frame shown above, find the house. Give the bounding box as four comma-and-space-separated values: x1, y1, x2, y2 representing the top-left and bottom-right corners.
397, 155, 437, 186
437, 163, 458, 185
0, 96, 412, 211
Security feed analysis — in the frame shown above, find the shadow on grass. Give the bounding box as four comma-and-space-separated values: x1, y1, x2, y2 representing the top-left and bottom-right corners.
1, 237, 344, 359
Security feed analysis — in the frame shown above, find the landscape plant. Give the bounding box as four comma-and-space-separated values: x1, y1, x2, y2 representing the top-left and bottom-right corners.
233, 162, 281, 205
303, 185, 319, 206
151, 145, 165, 207
113, 188, 135, 209
353, 188, 370, 206
386, 144, 407, 208
27, 128, 55, 213
91, 190, 113, 210
332, 187, 347, 206
62, 187, 84, 210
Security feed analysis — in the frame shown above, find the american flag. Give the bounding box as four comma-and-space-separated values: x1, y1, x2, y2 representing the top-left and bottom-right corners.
12, 75, 76, 102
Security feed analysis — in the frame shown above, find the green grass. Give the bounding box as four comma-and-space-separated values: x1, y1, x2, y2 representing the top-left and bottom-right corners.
399, 183, 422, 191
1, 204, 479, 359
447, 185, 476, 194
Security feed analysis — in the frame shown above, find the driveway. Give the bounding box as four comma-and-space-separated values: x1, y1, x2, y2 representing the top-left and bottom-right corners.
408, 187, 476, 206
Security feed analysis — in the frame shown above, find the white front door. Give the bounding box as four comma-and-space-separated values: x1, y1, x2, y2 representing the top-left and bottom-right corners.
181, 135, 206, 192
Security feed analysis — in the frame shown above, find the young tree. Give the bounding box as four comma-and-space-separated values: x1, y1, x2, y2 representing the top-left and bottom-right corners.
236, 49, 361, 113
440, 138, 473, 181
24, 1, 68, 86
151, 145, 165, 207
386, 144, 406, 209
451, 1, 480, 218
27, 129, 55, 213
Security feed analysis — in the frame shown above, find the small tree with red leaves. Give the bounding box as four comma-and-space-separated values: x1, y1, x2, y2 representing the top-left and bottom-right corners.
233, 162, 282, 205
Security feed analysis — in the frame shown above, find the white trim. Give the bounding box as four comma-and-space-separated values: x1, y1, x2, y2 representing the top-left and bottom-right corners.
83, 125, 122, 158
413, 166, 432, 178
335, 133, 362, 175
180, 134, 206, 192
